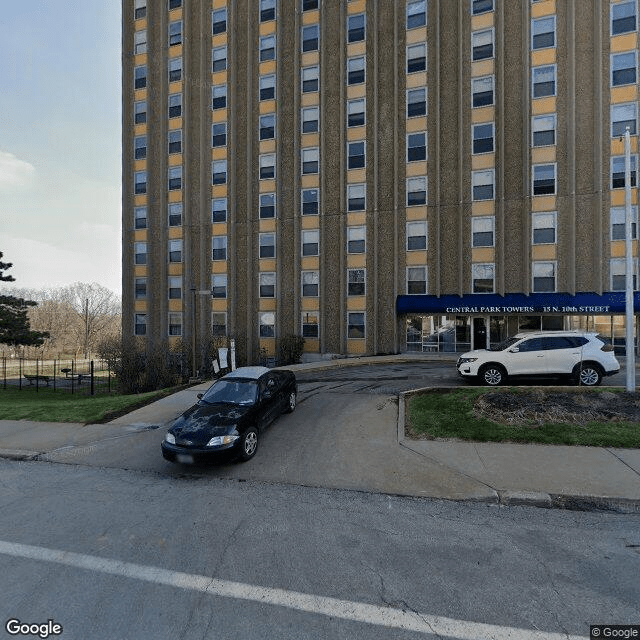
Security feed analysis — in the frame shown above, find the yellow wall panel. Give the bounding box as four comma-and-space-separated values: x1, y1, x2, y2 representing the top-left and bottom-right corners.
211, 261, 227, 274
260, 259, 277, 272
346, 42, 366, 57
168, 153, 182, 166
301, 257, 319, 270
532, 245, 557, 261
471, 13, 494, 31
406, 117, 428, 133
302, 215, 320, 229
168, 190, 182, 203
347, 212, 366, 226
301, 93, 320, 107
168, 300, 182, 312
301, 133, 320, 147
212, 147, 227, 161
406, 28, 427, 45
347, 168, 366, 184
303, 339, 320, 352
406, 206, 428, 221
471, 106, 494, 124
531, 97, 556, 115
471, 154, 495, 171
472, 248, 495, 263
406, 251, 428, 265
531, 0, 556, 18
406, 72, 428, 89
347, 339, 366, 354
301, 298, 320, 311
260, 139, 277, 154
259, 100, 276, 114
259, 219, 277, 233
347, 297, 365, 310
346, 84, 367, 100
347, 254, 366, 268
611, 85, 638, 104
259, 299, 277, 312
168, 264, 183, 276
471, 59, 494, 77
531, 48, 556, 67
301, 51, 319, 67
406, 162, 428, 177
302, 10, 320, 25
531, 147, 556, 164
348, 0, 366, 14
301, 174, 319, 189
259, 21, 276, 36
259, 179, 276, 193
611, 33, 638, 52
472, 200, 495, 216
531, 196, 556, 211
168, 227, 182, 239
134, 230, 147, 242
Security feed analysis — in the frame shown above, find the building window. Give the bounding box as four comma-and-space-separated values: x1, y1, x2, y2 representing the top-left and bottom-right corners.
472, 169, 494, 201
532, 65, 556, 98
260, 0, 276, 22
135, 0, 146, 20
134, 30, 147, 55
212, 160, 227, 185
531, 16, 555, 49
169, 57, 182, 82
259, 114, 276, 140
169, 21, 182, 46
347, 141, 365, 169
472, 217, 494, 247
302, 188, 319, 215
407, 267, 427, 294
347, 226, 366, 253
348, 269, 366, 296
611, 1, 637, 35
407, 1, 427, 28
348, 13, 365, 42
135, 277, 147, 299
134, 242, 147, 265
169, 0, 182, 9
135, 206, 147, 230
407, 88, 427, 118
259, 193, 276, 219
302, 271, 319, 296
347, 99, 366, 127
533, 262, 556, 292
134, 136, 147, 160
532, 164, 556, 196
611, 258, 638, 290
260, 35, 276, 62
169, 202, 182, 226
212, 198, 227, 223
407, 176, 427, 206
212, 8, 227, 34
302, 312, 319, 338
212, 312, 227, 336
611, 206, 638, 240
169, 276, 182, 299
134, 65, 147, 89
472, 29, 494, 61
472, 75, 494, 107
260, 75, 276, 100
407, 132, 427, 162
348, 312, 365, 339
612, 103, 638, 137
302, 230, 319, 256
134, 171, 147, 194
168, 239, 182, 263
611, 155, 638, 188
301, 147, 319, 174
212, 236, 228, 261
532, 114, 556, 147
259, 233, 276, 258
212, 123, 227, 147
472, 263, 495, 293
302, 65, 319, 93
347, 183, 366, 211
612, 51, 637, 86
169, 93, 182, 118
302, 24, 320, 52
211, 273, 227, 298
134, 313, 147, 336
472, 123, 494, 154
259, 313, 275, 338
407, 221, 427, 250
302, 107, 320, 133
134, 101, 147, 124
260, 153, 276, 179
472, 0, 494, 14
212, 46, 227, 72
347, 56, 365, 85
168, 166, 182, 190
407, 43, 426, 73
302, 0, 319, 11
212, 85, 227, 110
532, 211, 557, 245
169, 313, 182, 337
168, 130, 182, 154
259, 272, 276, 298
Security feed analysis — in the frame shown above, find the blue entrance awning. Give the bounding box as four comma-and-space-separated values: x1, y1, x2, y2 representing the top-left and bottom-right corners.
396, 291, 640, 315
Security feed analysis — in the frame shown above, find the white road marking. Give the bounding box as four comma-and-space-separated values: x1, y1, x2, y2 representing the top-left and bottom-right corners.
0, 539, 587, 640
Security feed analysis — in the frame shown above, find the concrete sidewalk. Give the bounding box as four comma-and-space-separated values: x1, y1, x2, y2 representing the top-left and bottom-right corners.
0, 354, 639, 512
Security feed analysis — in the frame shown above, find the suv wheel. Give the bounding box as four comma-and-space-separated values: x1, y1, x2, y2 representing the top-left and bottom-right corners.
575, 363, 603, 387
479, 364, 506, 386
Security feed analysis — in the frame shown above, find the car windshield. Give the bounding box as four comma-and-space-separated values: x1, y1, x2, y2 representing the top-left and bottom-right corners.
200, 379, 258, 405
491, 336, 521, 351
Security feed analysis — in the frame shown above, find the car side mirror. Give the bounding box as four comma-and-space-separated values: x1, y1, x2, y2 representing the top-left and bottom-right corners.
197, 393, 203, 399
263, 390, 272, 400
509, 347, 519, 353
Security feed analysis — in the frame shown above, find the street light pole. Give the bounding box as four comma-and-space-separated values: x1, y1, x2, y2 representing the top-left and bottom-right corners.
624, 127, 636, 392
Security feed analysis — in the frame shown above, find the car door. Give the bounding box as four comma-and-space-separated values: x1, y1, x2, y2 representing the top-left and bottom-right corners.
543, 336, 584, 374
508, 337, 547, 375
259, 373, 281, 428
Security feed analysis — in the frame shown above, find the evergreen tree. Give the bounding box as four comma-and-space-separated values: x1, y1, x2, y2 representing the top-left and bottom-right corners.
0, 252, 49, 347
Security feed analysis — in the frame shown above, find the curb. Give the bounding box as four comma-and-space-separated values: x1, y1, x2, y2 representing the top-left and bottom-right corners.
0, 449, 40, 462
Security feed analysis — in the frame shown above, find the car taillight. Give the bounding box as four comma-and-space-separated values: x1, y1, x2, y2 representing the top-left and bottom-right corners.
600, 344, 614, 352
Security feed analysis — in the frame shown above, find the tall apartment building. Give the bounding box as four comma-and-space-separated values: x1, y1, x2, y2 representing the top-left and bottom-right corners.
122, 0, 640, 364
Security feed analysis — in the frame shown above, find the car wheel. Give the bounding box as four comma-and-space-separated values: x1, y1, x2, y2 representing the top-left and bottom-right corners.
284, 391, 296, 413
479, 364, 506, 386
238, 428, 259, 461
576, 363, 603, 387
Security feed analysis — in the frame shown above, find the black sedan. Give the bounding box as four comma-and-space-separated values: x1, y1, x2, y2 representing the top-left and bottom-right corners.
161, 366, 297, 464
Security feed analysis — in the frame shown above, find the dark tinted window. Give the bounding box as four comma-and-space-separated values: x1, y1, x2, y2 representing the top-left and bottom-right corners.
542, 336, 575, 350
517, 337, 545, 352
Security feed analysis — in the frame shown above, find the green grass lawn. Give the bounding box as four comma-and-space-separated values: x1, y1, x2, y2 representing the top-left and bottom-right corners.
0, 387, 168, 424
408, 388, 640, 448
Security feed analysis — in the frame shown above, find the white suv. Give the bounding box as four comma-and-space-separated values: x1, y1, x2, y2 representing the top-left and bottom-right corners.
457, 331, 620, 386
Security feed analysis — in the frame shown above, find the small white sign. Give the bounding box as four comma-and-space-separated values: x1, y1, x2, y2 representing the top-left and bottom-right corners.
219, 348, 228, 368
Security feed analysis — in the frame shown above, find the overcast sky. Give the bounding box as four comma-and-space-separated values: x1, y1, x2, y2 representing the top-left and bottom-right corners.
0, 2, 121, 295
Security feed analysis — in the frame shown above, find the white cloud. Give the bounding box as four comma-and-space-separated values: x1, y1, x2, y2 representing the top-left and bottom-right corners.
0, 151, 35, 190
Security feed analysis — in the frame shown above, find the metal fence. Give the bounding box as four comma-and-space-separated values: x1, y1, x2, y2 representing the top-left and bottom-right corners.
1, 358, 115, 394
